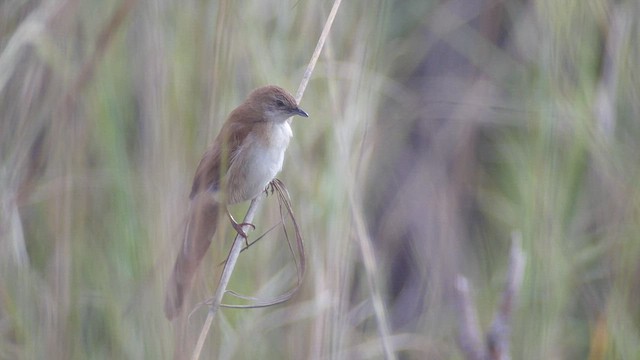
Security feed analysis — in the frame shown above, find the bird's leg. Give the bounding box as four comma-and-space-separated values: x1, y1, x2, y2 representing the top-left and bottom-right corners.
226, 208, 255, 243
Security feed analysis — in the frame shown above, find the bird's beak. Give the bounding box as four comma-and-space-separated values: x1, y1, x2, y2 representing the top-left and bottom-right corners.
293, 107, 309, 118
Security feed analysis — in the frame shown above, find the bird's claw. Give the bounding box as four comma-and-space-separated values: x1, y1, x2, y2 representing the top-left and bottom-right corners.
263, 181, 276, 196
231, 221, 255, 238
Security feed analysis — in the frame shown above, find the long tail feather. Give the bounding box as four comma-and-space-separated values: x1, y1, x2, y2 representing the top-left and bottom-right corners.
165, 195, 219, 319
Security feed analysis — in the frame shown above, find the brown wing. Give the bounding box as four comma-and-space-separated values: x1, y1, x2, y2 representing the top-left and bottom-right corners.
189, 118, 252, 199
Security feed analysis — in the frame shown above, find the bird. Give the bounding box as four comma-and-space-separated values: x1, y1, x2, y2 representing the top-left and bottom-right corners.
164, 85, 308, 319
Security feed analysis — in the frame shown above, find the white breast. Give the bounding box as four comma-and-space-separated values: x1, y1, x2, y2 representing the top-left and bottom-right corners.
225, 122, 292, 204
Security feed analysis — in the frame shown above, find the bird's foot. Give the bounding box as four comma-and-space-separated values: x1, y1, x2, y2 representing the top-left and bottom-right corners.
263, 181, 277, 196
230, 220, 255, 238
227, 209, 255, 239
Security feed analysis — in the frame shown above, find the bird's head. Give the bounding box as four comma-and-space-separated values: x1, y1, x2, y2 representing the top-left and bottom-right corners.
247, 85, 309, 123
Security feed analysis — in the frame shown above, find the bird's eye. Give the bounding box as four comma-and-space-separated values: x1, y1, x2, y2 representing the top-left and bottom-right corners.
275, 100, 285, 107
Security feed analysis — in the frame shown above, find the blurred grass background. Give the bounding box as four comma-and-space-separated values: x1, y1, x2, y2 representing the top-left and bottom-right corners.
1, 0, 640, 359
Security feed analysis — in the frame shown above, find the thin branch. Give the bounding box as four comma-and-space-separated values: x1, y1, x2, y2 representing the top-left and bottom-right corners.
191, 199, 261, 360
294, 0, 342, 104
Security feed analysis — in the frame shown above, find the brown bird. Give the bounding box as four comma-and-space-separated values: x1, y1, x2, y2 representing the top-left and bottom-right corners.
164, 85, 308, 319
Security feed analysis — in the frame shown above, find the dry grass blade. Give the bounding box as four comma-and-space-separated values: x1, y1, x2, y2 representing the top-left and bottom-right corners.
219, 179, 305, 308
